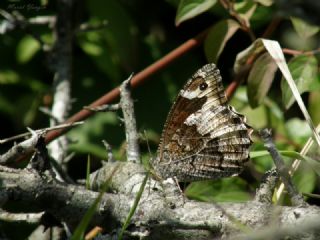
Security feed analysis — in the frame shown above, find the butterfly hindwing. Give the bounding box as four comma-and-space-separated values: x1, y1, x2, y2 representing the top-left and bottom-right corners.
153, 64, 252, 181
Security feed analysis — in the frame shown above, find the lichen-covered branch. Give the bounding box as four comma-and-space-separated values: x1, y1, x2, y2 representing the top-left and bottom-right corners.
120, 74, 140, 163
0, 162, 320, 239
48, 0, 74, 172
259, 129, 306, 206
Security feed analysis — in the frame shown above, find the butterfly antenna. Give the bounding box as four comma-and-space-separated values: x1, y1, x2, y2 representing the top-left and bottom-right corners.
143, 129, 152, 159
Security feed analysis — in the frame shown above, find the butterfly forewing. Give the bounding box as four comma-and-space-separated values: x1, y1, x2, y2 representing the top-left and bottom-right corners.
153, 63, 252, 181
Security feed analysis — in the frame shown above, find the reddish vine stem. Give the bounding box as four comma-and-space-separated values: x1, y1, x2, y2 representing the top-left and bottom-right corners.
262, 17, 281, 38
283, 48, 320, 56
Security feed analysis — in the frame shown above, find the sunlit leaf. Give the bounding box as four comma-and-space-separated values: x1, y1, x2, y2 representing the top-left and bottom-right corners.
281, 55, 318, 109
250, 150, 269, 158
175, 0, 217, 26
234, 38, 265, 74
292, 164, 316, 195
16, 36, 40, 64
285, 118, 311, 143
247, 52, 277, 108
204, 19, 240, 63
291, 17, 320, 39
0, 70, 19, 84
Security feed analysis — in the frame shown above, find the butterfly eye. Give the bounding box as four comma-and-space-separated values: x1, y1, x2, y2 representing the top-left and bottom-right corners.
199, 82, 208, 91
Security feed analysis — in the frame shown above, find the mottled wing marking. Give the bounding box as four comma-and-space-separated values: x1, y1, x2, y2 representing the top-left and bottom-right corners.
153, 63, 252, 181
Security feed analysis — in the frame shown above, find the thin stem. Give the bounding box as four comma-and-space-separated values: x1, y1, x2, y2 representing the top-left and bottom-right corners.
259, 129, 306, 206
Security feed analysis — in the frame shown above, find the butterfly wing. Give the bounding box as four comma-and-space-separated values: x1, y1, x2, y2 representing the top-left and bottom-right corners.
154, 64, 252, 181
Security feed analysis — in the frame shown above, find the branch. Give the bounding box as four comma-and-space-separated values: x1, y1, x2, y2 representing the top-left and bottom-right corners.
1, 162, 320, 239
0, 121, 83, 144
84, 104, 120, 112
254, 168, 278, 204
119, 74, 140, 163
75, 20, 108, 33
48, 0, 74, 173
0, 130, 40, 165
259, 129, 306, 206
0, 210, 43, 224
0, 9, 52, 49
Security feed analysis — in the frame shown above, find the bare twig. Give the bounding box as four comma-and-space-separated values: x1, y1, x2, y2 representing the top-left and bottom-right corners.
0, 210, 44, 224
39, 106, 60, 122
0, 121, 84, 144
28, 136, 52, 173
28, 16, 56, 27
120, 74, 140, 163
254, 168, 278, 203
259, 129, 306, 206
102, 140, 116, 162
48, 0, 74, 172
0, 130, 40, 165
0, 9, 50, 48
84, 104, 120, 112
262, 17, 282, 38
76, 20, 108, 33
283, 48, 320, 56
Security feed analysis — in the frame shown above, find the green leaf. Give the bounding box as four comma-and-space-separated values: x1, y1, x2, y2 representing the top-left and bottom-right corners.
247, 52, 277, 108
68, 112, 119, 159
186, 178, 251, 202
281, 55, 318, 109
0, 70, 19, 84
250, 150, 270, 158
285, 118, 311, 143
234, 38, 265, 74
175, 0, 217, 26
16, 36, 40, 64
291, 17, 320, 39
292, 164, 316, 195
204, 19, 240, 63
229, 86, 268, 129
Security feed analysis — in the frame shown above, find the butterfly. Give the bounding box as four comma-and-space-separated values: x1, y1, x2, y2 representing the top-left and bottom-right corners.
152, 63, 252, 182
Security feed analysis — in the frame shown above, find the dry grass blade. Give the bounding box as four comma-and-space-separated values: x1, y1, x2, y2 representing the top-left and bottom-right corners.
262, 39, 320, 148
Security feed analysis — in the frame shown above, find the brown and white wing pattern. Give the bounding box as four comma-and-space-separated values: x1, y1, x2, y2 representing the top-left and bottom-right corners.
152, 63, 252, 182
